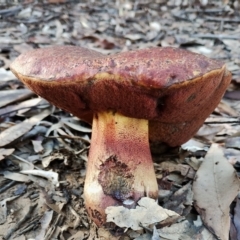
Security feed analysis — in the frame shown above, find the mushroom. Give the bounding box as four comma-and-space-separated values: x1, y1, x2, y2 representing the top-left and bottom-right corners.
10, 46, 231, 226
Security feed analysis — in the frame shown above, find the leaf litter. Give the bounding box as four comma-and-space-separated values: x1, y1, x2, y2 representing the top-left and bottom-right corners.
0, 0, 240, 239
106, 197, 179, 231
193, 143, 240, 240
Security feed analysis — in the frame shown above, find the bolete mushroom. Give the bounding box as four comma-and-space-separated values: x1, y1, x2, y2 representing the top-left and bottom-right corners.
10, 46, 231, 226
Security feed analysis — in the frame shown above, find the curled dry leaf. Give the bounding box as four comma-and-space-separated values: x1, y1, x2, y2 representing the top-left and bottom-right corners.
61, 119, 92, 133
192, 143, 240, 240
45, 122, 64, 137
106, 197, 179, 230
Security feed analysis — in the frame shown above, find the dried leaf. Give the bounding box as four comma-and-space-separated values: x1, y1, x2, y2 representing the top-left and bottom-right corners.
106, 197, 179, 230
159, 218, 216, 239
192, 143, 240, 240
69, 206, 81, 229
0, 148, 15, 160
181, 139, 208, 152
225, 90, 240, 100
3, 171, 30, 182
0, 109, 51, 147
0, 68, 16, 81
225, 137, 240, 149
0, 89, 34, 108
13, 43, 34, 53
68, 231, 86, 240
158, 220, 194, 240
135, 232, 153, 240
164, 182, 193, 215
0, 98, 45, 117
196, 124, 224, 141
45, 122, 64, 137
36, 210, 53, 240
216, 101, 239, 117
42, 153, 65, 168
159, 162, 195, 179
32, 140, 44, 153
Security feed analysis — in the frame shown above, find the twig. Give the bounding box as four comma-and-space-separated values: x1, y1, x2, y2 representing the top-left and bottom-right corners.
3, 204, 38, 240
75, 146, 90, 155
17, 223, 36, 235
46, 135, 90, 143
171, 13, 190, 21
205, 16, 240, 23
44, 214, 64, 240
184, 8, 229, 13
0, 180, 16, 194
16, 214, 42, 236
191, 34, 240, 40
205, 121, 240, 124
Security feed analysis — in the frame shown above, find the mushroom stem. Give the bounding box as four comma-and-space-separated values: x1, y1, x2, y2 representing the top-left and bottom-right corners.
84, 111, 158, 226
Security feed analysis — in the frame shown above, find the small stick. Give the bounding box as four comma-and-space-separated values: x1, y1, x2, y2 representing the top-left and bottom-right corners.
17, 223, 36, 235
205, 121, 240, 124
205, 16, 240, 23
184, 8, 229, 13
0, 181, 16, 194
191, 34, 240, 40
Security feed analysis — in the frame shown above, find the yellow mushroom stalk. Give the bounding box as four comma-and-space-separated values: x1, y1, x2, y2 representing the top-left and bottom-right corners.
84, 111, 158, 225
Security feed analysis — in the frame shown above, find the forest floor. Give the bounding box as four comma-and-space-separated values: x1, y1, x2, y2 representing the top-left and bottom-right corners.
0, 0, 240, 239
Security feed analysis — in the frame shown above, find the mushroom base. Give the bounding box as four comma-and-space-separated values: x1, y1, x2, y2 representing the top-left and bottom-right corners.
84, 111, 158, 226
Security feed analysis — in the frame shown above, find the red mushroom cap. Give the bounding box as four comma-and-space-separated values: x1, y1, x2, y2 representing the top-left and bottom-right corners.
10, 46, 231, 146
